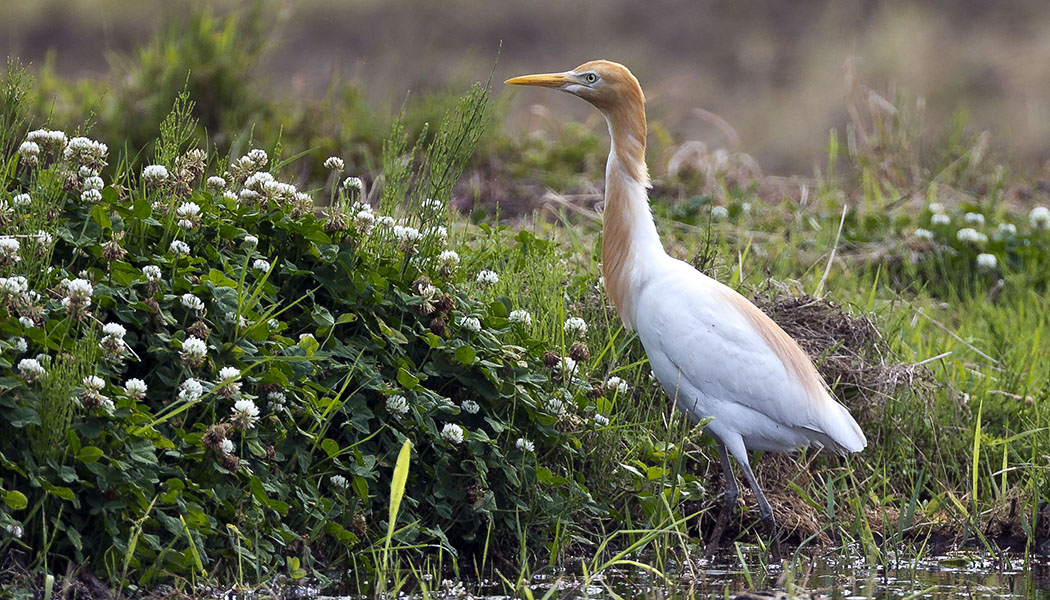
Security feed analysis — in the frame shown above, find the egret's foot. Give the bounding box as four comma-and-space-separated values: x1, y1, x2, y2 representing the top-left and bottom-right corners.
705, 501, 734, 557
762, 515, 782, 563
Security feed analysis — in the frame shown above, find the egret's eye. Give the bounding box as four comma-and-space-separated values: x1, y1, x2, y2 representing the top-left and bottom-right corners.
583, 73, 598, 84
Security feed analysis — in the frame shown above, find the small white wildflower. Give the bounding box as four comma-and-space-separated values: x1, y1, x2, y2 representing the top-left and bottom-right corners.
0, 237, 20, 265
83, 375, 105, 391
218, 366, 240, 382
964, 212, 985, 226
461, 400, 480, 414
997, 223, 1017, 237
124, 378, 147, 400
376, 215, 395, 227
439, 250, 460, 265
1029, 206, 1050, 230
515, 437, 535, 453
64, 136, 108, 168
176, 202, 201, 230
170, 239, 190, 256
711, 205, 728, 220
231, 398, 260, 428
476, 269, 499, 285
13, 337, 28, 354
386, 394, 410, 417
460, 316, 481, 333
18, 358, 46, 382
976, 253, 997, 270
18, 317, 34, 328
81, 188, 103, 203
220, 439, 235, 455
594, 414, 610, 427
605, 376, 629, 394
392, 225, 422, 251
324, 157, 345, 171
956, 228, 986, 243
268, 318, 280, 330
77, 166, 97, 178
563, 317, 588, 338
243, 235, 259, 249
83, 176, 104, 191
913, 228, 934, 239
508, 309, 532, 326
440, 423, 464, 444
223, 190, 238, 202
343, 176, 363, 191
181, 293, 205, 312
330, 474, 349, 489
252, 258, 271, 272
247, 148, 268, 167
207, 176, 227, 191
142, 265, 162, 281
928, 202, 945, 213
0, 275, 28, 296
102, 323, 126, 339
180, 336, 208, 364
12, 193, 31, 207
424, 225, 448, 242
354, 209, 376, 233
422, 197, 444, 213
931, 213, 951, 225
555, 356, 578, 376
18, 140, 40, 161
6, 524, 23, 539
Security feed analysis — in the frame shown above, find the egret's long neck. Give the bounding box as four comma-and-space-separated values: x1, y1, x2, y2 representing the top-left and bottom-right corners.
601, 103, 664, 330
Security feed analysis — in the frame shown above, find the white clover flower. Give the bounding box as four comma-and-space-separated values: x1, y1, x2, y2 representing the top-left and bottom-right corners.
460, 316, 481, 333
83, 375, 105, 391
64, 136, 108, 167
63, 279, 93, 315
386, 394, 410, 417
343, 176, 363, 191
0, 276, 28, 296
142, 265, 162, 281
545, 396, 566, 415
976, 253, 997, 270
515, 437, 535, 453
956, 228, 986, 243
476, 269, 499, 285
594, 414, 610, 427
179, 378, 204, 401
931, 213, 951, 225
124, 378, 147, 400
605, 376, 629, 394
563, 317, 588, 338
324, 157, 345, 171
176, 202, 201, 229
422, 197, 444, 213
180, 336, 207, 364
555, 356, 578, 376
0, 237, 20, 265
18, 358, 46, 382
1029, 206, 1050, 230
997, 223, 1017, 237
81, 188, 103, 203
252, 258, 271, 272
78, 166, 97, 178
218, 366, 240, 382
102, 323, 126, 339
232, 398, 260, 428
508, 309, 532, 326
392, 225, 422, 250
6, 524, 23, 539
440, 423, 464, 444
711, 205, 729, 220
83, 176, 104, 191
268, 318, 280, 330
425, 225, 448, 242
220, 438, 235, 455
247, 148, 268, 167
354, 210, 376, 232
18, 317, 34, 328
268, 391, 287, 405
461, 400, 480, 414
928, 202, 945, 213
913, 228, 934, 239
223, 190, 238, 202
170, 239, 190, 256
376, 215, 395, 227
12, 193, 31, 207
243, 235, 259, 249
329, 474, 349, 489
181, 293, 205, 312
207, 176, 227, 191
439, 250, 460, 266
13, 337, 27, 354
964, 212, 985, 226
18, 140, 40, 160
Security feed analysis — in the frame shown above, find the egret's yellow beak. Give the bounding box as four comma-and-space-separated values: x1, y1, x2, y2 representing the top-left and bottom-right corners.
504, 72, 573, 88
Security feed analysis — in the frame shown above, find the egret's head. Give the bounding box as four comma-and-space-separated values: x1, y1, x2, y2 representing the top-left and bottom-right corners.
505, 60, 644, 116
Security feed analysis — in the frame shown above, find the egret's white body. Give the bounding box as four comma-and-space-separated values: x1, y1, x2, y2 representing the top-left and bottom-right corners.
507, 60, 866, 547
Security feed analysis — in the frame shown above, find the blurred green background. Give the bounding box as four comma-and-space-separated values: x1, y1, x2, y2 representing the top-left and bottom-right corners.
3, 0, 1049, 174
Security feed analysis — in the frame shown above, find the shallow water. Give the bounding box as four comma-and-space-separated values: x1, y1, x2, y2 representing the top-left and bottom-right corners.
319, 547, 1050, 600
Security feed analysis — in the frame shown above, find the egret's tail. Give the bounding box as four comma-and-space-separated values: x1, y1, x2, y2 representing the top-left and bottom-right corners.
824, 401, 867, 454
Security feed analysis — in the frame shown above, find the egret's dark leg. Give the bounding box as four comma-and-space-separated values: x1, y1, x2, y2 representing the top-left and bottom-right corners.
738, 458, 782, 561
704, 441, 739, 556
